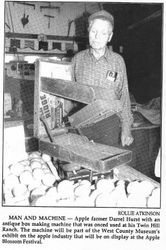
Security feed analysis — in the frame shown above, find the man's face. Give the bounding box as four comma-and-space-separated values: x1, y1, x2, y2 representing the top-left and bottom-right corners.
89, 19, 113, 50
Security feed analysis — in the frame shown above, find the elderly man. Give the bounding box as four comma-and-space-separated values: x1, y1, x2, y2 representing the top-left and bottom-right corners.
72, 10, 133, 147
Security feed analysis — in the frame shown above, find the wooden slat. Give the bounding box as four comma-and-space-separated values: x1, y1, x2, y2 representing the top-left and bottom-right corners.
40, 77, 122, 105
5, 32, 87, 42
70, 99, 122, 127
115, 165, 160, 188
41, 77, 95, 104
33, 59, 41, 137
39, 133, 132, 173
70, 100, 115, 127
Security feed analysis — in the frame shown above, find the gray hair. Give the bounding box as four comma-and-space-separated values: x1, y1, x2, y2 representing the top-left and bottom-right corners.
88, 18, 113, 35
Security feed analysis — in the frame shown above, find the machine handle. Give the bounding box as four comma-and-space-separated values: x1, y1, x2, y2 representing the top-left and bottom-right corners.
40, 116, 55, 142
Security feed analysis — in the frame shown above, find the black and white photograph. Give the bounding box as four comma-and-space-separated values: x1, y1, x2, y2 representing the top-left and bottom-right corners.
0, 0, 166, 249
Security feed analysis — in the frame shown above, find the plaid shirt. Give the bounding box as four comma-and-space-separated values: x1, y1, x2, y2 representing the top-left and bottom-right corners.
72, 47, 133, 134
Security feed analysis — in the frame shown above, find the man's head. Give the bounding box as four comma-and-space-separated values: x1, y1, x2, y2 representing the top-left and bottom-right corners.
88, 10, 114, 51
88, 10, 114, 31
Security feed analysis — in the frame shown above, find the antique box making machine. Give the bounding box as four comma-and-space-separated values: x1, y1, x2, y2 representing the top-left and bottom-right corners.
34, 59, 132, 182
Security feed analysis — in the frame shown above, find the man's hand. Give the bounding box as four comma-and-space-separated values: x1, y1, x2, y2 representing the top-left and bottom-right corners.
121, 131, 134, 147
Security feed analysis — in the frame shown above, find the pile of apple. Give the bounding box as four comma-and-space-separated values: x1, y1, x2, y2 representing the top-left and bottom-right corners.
3, 153, 160, 207
3, 152, 60, 206
93, 175, 160, 208
30, 174, 160, 207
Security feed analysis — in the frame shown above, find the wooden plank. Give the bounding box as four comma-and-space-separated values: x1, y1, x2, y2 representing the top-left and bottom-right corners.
115, 165, 160, 188
5, 32, 87, 42
40, 77, 123, 105
39, 134, 132, 173
33, 59, 40, 137
41, 77, 95, 104
39, 58, 71, 65
70, 99, 121, 127
70, 100, 114, 127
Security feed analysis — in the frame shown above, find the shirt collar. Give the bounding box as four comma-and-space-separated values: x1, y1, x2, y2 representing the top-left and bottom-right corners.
88, 47, 110, 62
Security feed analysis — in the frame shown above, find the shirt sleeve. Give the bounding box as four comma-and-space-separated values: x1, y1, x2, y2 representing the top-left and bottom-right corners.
117, 56, 133, 135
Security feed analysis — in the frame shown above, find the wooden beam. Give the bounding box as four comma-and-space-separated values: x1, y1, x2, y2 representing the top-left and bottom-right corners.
41, 77, 95, 104
5, 52, 66, 58
128, 10, 161, 30
5, 32, 88, 42
40, 77, 124, 105
40, 6, 60, 12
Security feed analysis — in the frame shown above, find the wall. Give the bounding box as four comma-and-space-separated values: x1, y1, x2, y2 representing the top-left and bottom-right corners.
5, 2, 100, 55
5, 2, 100, 35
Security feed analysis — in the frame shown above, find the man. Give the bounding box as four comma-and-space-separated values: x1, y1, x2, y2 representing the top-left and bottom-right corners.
72, 10, 133, 147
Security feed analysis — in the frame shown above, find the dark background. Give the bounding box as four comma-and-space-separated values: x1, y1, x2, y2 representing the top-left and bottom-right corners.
103, 3, 162, 103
